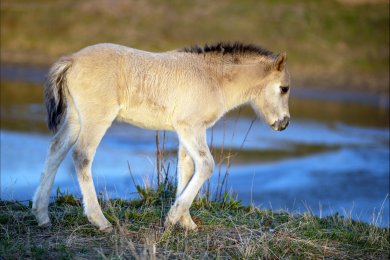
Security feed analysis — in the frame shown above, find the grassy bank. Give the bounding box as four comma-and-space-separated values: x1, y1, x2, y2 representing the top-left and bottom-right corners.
1, 189, 389, 259
1, 0, 389, 94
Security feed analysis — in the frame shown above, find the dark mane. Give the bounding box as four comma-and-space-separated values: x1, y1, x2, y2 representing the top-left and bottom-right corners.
179, 42, 274, 57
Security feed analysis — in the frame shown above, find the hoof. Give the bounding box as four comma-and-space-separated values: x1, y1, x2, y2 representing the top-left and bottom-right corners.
38, 221, 52, 228
32, 208, 51, 228
99, 224, 113, 233
179, 215, 198, 231
164, 218, 174, 229
178, 210, 198, 231
180, 221, 198, 231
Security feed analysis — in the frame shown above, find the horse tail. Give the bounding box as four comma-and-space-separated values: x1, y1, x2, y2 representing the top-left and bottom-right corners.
44, 56, 73, 133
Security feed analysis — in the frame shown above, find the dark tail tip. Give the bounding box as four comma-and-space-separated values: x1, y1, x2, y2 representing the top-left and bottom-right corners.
45, 87, 66, 132
44, 57, 72, 132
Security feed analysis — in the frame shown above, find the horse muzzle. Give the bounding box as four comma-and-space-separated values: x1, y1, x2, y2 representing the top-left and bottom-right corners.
271, 116, 290, 131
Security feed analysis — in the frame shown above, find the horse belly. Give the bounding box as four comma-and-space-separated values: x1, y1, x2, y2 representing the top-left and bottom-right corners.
117, 105, 174, 130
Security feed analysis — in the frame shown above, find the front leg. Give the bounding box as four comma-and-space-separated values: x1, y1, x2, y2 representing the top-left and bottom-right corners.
176, 144, 194, 197
176, 144, 197, 230
166, 126, 214, 229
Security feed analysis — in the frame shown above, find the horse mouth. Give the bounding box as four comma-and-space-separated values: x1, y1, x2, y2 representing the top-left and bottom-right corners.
271, 116, 290, 131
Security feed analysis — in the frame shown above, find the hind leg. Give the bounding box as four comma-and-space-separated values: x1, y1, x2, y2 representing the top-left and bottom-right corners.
32, 108, 80, 226
72, 106, 119, 231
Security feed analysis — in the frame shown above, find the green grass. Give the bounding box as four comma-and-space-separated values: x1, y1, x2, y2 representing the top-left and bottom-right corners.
1, 0, 389, 93
1, 188, 388, 259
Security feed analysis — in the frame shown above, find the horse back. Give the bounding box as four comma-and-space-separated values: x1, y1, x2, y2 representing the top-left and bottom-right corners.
66, 43, 223, 130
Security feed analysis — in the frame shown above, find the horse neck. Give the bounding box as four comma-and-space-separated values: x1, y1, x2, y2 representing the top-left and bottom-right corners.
219, 61, 268, 112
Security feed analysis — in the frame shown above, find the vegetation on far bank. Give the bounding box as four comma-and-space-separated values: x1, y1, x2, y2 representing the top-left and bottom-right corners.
1, 0, 389, 94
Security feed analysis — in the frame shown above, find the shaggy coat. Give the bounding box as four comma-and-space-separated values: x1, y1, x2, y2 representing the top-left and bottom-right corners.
33, 42, 290, 231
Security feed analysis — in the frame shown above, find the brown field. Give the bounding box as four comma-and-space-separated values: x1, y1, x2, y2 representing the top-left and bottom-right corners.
1, 0, 389, 95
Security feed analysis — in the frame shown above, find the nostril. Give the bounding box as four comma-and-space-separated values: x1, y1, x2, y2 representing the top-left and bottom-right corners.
280, 116, 290, 131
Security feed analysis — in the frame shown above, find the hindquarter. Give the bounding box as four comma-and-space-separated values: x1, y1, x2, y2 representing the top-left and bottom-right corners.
66, 49, 125, 116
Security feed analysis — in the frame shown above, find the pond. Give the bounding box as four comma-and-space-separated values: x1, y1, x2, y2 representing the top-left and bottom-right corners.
1, 65, 389, 227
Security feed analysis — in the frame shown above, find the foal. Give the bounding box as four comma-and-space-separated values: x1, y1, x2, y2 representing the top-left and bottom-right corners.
32, 42, 290, 231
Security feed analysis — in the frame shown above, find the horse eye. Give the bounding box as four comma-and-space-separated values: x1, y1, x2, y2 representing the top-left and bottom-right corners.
280, 86, 289, 94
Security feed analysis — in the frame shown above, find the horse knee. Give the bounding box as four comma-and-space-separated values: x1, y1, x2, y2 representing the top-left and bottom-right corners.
72, 148, 90, 170
198, 155, 214, 179
49, 137, 62, 153
49, 128, 67, 153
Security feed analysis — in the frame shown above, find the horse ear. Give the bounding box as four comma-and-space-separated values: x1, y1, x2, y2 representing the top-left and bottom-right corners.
273, 52, 287, 71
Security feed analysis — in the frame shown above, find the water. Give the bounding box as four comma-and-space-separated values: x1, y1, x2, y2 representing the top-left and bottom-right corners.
1, 69, 389, 227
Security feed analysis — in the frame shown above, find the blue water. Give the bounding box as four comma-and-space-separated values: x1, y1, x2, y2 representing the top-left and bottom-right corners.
1, 116, 389, 226
1, 67, 389, 226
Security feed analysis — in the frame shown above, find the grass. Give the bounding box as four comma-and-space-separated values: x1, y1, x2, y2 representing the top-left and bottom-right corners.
1, 188, 389, 259
0, 82, 389, 258
1, 130, 388, 258
1, 0, 389, 94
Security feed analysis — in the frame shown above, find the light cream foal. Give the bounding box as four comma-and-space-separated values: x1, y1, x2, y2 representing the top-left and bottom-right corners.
32, 42, 290, 232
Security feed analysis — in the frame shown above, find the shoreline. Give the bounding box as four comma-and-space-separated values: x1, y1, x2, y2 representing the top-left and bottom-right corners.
1, 196, 389, 258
